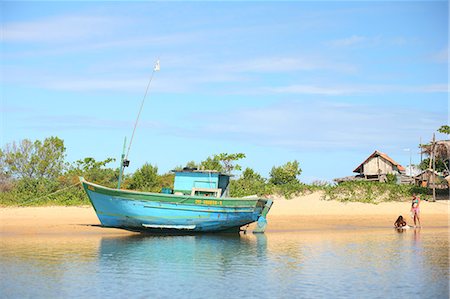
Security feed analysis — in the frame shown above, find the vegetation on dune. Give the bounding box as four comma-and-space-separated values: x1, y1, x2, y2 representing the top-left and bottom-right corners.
0, 131, 445, 206
322, 181, 429, 204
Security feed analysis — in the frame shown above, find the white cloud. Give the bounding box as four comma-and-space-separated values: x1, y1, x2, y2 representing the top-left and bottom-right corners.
40, 78, 149, 92
265, 84, 448, 95
19, 114, 162, 131
327, 35, 381, 47
2, 15, 121, 43
3, 68, 447, 95
431, 46, 448, 63
267, 85, 355, 95
216, 57, 357, 73
325, 35, 408, 48
179, 100, 446, 152
329, 35, 367, 47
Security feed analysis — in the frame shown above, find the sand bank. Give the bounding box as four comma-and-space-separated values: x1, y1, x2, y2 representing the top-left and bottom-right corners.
266, 192, 449, 231
1, 192, 448, 235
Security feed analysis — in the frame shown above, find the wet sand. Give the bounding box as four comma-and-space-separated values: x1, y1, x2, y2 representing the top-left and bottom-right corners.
1, 192, 448, 235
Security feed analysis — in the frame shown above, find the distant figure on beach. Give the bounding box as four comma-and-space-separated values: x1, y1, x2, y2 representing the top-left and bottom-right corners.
411, 193, 421, 228
394, 215, 408, 229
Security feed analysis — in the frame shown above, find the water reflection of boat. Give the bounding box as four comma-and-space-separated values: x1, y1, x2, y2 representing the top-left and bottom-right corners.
80, 170, 272, 234
98, 234, 267, 274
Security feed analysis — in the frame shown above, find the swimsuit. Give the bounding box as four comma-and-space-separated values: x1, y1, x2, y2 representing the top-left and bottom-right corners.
412, 199, 420, 215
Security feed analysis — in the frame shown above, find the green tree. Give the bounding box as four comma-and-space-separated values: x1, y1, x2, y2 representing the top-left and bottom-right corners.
74, 157, 115, 172
128, 163, 160, 192
200, 156, 223, 172
173, 161, 199, 171
269, 160, 302, 185
438, 125, 450, 135
68, 157, 117, 187
1, 137, 66, 179
159, 172, 175, 189
386, 173, 398, 184
419, 158, 447, 173
0, 148, 13, 192
0, 148, 5, 175
200, 153, 246, 173
185, 161, 198, 169
216, 153, 246, 173
230, 167, 267, 197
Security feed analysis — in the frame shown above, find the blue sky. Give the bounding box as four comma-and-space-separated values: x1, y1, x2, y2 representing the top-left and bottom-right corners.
1, 1, 448, 183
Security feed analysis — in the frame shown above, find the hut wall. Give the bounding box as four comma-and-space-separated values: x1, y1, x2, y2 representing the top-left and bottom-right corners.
363, 157, 394, 176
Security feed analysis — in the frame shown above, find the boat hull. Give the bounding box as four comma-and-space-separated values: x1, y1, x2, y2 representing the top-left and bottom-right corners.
80, 178, 272, 233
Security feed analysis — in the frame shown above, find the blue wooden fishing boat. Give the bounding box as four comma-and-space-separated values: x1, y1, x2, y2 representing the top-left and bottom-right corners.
80, 169, 273, 233
80, 60, 272, 233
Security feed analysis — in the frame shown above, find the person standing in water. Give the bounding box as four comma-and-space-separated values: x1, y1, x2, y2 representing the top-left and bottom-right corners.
411, 193, 421, 228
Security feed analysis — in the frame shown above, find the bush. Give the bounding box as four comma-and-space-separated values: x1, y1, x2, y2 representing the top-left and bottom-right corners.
269, 161, 302, 185
230, 168, 267, 197
68, 157, 118, 188
322, 181, 429, 204
0, 178, 88, 207
1, 137, 66, 180
128, 163, 160, 192
386, 173, 397, 184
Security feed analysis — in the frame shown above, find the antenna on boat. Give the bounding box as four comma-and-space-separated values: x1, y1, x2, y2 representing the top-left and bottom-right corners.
117, 136, 127, 189
117, 58, 160, 189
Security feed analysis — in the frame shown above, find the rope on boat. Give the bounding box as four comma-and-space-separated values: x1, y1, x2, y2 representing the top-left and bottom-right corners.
125, 59, 160, 161
18, 181, 81, 206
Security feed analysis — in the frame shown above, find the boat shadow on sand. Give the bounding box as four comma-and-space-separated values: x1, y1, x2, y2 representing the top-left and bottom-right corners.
81, 223, 259, 236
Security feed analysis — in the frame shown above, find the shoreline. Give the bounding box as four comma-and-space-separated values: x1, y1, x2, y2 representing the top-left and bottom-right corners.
1, 193, 448, 236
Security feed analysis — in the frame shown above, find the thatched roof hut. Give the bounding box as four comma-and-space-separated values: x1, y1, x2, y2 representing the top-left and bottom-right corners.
420, 140, 450, 160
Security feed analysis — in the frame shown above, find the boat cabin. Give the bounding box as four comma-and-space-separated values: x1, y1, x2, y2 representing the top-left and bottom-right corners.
172, 168, 231, 198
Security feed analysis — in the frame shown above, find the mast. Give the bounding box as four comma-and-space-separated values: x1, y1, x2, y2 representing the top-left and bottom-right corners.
432, 133, 436, 202
117, 59, 160, 188
126, 59, 160, 161
117, 137, 127, 189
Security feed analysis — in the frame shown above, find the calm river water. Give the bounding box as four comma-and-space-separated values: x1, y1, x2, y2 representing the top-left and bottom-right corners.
1, 228, 448, 298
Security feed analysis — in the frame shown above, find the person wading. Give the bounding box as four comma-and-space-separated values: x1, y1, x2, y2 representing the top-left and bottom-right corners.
411, 193, 421, 228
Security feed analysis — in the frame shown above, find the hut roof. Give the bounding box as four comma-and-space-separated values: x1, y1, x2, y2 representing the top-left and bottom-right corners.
415, 169, 440, 178
353, 150, 405, 173
420, 140, 450, 160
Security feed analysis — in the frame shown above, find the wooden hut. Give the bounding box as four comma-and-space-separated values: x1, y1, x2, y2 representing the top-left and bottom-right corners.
353, 150, 405, 182
415, 169, 448, 189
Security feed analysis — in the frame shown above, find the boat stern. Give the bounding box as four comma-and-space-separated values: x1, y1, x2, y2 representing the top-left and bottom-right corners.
253, 199, 273, 233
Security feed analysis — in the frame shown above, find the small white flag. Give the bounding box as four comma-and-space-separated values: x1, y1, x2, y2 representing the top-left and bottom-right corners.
154, 59, 160, 71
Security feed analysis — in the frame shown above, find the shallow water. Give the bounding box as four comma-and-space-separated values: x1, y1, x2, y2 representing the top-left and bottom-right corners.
1, 228, 448, 299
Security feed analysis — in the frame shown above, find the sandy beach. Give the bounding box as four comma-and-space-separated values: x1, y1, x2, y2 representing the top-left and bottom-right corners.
1, 192, 448, 235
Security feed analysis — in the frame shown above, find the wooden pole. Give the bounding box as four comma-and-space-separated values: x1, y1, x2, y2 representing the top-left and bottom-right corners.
420, 137, 423, 164
377, 155, 381, 182
432, 133, 436, 202
426, 136, 434, 188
